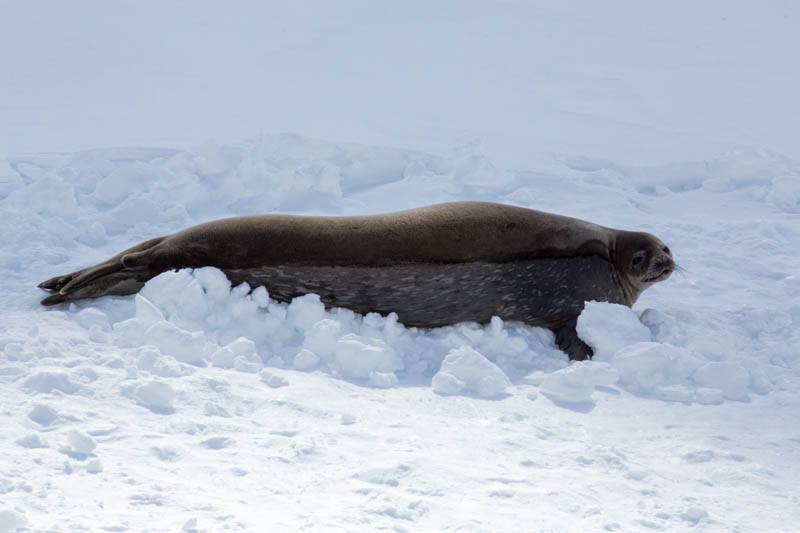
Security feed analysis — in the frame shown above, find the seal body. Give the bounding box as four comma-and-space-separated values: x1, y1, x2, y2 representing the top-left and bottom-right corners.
39, 202, 675, 360
223, 256, 626, 328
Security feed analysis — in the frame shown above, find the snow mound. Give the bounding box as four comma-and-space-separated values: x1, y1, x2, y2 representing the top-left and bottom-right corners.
88, 267, 563, 389
577, 303, 757, 403
5, 138, 792, 410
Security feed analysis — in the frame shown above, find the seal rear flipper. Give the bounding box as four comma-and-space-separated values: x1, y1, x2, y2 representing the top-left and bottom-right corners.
38, 269, 85, 292
553, 319, 593, 361
38, 236, 167, 306
40, 271, 149, 306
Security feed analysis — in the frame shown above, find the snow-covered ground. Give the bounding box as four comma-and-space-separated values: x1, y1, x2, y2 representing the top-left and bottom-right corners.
2, 2, 799, 532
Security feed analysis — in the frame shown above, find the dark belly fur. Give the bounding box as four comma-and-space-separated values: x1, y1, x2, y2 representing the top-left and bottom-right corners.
223, 255, 625, 330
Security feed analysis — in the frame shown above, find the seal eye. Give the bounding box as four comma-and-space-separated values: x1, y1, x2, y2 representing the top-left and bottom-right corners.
630, 251, 646, 269
663, 246, 671, 255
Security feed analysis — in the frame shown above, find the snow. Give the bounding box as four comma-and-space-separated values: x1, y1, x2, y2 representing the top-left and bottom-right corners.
577, 301, 653, 359
2, 1, 800, 531
64, 429, 97, 456
134, 381, 177, 412
432, 346, 512, 398
539, 362, 619, 406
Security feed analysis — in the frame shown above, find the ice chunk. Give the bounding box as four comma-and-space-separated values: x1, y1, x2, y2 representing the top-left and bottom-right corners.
539, 362, 618, 405
66, 429, 96, 455
15, 434, 48, 449
432, 346, 511, 398
293, 349, 320, 371
23, 372, 80, 394
260, 370, 289, 388
211, 347, 236, 368
74, 308, 110, 331
695, 388, 724, 405
0, 509, 28, 532
234, 357, 261, 373
135, 381, 176, 411
28, 404, 59, 426
369, 371, 399, 388
135, 294, 165, 327
201, 437, 234, 450
143, 321, 207, 365
576, 301, 651, 360
680, 507, 708, 524
613, 342, 703, 396
694, 362, 750, 401
334, 334, 403, 380
86, 459, 103, 474
93, 162, 158, 205
287, 294, 326, 330
303, 319, 342, 358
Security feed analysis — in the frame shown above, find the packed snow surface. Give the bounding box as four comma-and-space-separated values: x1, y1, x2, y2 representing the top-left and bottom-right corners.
3, 134, 799, 532
2, 2, 800, 532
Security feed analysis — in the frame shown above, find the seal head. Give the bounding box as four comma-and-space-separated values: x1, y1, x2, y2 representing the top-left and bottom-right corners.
610, 230, 675, 305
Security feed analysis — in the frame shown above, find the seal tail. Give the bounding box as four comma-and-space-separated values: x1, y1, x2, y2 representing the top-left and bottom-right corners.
38, 236, 167, 306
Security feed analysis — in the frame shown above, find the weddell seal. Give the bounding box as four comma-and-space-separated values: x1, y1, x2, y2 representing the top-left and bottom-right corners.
38, 201, 674, 360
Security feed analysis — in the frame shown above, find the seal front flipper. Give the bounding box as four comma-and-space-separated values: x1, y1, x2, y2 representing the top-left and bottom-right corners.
38, 236, 167, 306
553, 318, 593, 361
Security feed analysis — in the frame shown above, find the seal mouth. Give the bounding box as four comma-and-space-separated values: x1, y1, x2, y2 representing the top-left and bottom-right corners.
644, 267, 673, 283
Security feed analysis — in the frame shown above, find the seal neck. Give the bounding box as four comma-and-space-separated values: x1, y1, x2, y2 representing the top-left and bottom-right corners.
611, 264, 640, 306
608, 235, 641, 307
